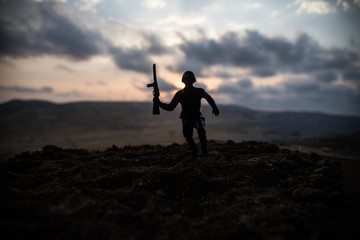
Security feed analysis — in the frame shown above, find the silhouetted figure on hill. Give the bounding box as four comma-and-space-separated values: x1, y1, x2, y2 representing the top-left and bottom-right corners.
153, 71, 219, 157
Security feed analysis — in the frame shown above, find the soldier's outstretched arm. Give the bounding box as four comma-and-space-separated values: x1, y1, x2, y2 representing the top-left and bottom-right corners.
204, 93, 220, 116
153, 92, 180, 111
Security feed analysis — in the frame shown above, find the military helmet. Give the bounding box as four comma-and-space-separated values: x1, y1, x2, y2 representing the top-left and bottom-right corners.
182, 71, 196, 84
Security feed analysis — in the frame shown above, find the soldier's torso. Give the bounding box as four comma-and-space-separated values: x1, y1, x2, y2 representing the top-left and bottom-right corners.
177, 87, 205, 119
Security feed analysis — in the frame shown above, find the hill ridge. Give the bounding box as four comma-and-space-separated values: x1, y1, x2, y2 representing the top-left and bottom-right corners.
1, 100, 360, 153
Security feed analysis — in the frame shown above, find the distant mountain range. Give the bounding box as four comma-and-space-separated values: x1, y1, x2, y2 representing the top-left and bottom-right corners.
1, 100, 360, 153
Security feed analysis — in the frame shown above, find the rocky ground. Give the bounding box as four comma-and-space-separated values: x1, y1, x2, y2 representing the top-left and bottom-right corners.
0, 141, 356, 239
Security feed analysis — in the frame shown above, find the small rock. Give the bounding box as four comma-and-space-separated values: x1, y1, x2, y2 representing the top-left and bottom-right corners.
277, 158, 297, 170
156, 190, 167, 198
307, 174, 329, 190
292, 187, 327, 202
314, 166, 331, 174
328, 191, 344, 203
316, 159, 329, 168
308, 152, 321, 162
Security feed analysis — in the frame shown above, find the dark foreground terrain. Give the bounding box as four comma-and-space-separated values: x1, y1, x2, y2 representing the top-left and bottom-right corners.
1, 141, 357, 240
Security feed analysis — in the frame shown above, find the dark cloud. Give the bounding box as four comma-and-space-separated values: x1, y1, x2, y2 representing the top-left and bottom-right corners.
0, 0, 105, 60
238, 79, 253, 89
109, 47, 152, 73
214, 71, 234, 79
280, 81, 360, 114
260, 85, 281, 96
215, 79, 254, 96
0, 85, 53, 93
343, 66, 360, 83
178, 30, 360, 85
213, 78, 360, 115
284, 80, 321, 95
215, 83, 244, 95
38, 6, 105, 60
179, 32, 268, 68
171, 59, 208, 77
0, 0, 162, 74
251, 68, 276, 77
142, 32, 169, 55
313, 71, 338, 83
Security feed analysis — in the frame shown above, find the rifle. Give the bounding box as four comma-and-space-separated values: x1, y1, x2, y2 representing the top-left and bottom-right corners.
147, 63, 160, 115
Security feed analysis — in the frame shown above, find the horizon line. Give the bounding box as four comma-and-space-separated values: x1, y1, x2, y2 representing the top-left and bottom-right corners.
1, 98, 359, 117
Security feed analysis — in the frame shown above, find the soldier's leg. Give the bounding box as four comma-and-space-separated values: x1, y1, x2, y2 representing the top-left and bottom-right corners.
182, 119, 198, 156
196, 118, 208, 156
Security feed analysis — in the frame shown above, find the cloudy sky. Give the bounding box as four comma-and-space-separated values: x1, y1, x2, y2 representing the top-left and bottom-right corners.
0, 0, 359, 115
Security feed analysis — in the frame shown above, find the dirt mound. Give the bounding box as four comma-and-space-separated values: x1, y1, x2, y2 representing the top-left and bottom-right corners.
0, 141, 349, 239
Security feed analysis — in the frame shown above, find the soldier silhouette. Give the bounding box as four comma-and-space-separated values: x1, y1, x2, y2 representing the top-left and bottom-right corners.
153, 71, 219, 157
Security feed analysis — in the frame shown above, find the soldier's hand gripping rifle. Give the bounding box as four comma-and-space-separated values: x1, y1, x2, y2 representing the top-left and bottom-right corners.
147, 63, 160, 115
